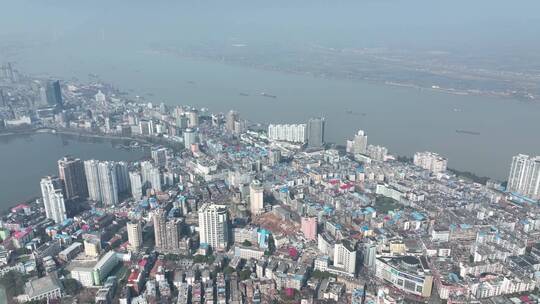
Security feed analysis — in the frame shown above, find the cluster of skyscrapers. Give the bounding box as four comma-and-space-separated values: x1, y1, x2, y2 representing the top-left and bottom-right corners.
84, 160, 129, 206
507, 154, 540, 200
40, 155, 168, 224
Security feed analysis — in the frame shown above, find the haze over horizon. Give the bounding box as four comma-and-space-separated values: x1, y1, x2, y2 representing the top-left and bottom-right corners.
1, 0, 540, 56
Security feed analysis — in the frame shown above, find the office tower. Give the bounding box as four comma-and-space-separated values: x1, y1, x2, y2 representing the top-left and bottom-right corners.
249, 180, 264, 215
127, 221, 143, 251
347, 130, 368, 155
151, 147, 168, 168
45, 80, 63, 107
333, 241, 357, 275
84, 160, 102, 201
98, 161, 119, 206
40, 176, 67, 223
186, 110, 199, 128
129, 171, 143, 199
306, 117, 325, 148
198, 204, 229, 251
58, 156, 88, 200
413, 151, 448, 174
153, 209, 167, 250
115, 162, 130, 194
183, 128, 197, 148
226, 110, 239, 133
267, 124, 307, 143
507, 154, 540, 200
301, 217, 318, 241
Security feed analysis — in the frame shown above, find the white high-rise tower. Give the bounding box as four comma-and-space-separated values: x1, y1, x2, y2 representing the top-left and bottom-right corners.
507, 154, 540, 200
40, 176, 67, 223
198, 204, 229, 251
250, 180, 264, 215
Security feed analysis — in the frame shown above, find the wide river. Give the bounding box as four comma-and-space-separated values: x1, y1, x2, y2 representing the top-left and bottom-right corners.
10, 42, 540, 182
0, 133, 145, 210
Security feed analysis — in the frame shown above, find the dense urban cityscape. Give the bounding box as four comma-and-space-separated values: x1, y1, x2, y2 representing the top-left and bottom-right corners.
0, 61, 539, 304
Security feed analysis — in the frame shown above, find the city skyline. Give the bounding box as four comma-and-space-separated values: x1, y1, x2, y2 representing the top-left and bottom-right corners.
1, 1, 539, 303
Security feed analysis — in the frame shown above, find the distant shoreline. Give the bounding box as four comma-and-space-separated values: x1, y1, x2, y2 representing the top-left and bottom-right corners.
0, 128, 150, 212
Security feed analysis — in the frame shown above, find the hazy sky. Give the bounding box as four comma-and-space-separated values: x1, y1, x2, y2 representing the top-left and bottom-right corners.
1, 0, 539, 57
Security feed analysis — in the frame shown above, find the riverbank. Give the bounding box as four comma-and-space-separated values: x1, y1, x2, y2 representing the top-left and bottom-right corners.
0, 132, 147, 210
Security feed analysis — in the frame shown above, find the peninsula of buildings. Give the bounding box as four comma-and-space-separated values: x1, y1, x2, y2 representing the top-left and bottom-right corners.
0, 63, 540, 304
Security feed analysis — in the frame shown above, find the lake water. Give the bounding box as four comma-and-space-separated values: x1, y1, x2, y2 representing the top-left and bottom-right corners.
0, 133, 145, 210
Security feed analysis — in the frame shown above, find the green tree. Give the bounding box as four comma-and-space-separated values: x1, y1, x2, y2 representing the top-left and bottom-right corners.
0, 271, 26, 298
223, 266, 235, 275
63, 278, 81, 295
242, 240, 252, 247
311, 270, 336, 280
239, 269, 252, 281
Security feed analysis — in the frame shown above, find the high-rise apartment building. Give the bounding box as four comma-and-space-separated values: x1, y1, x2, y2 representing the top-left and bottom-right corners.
151, 147, 168, 168
250, 180, 264, 215
306, 117, 325, 148
115, 162, 130, 194
84, 160, 102, 201
346, 130, 368, 155
366, 145, 388, 162
198, 204, 229, 251
127, 221, 143, 251
226, 110, 239, 133
129, 171, 143, 199
301, 216, 318, 241
153, 209, 167, 250
333, 241, 357, 275
139, 120, 153, 136
153, 209, 182, 252
97, 161, 119, 206
141, 161, 162, 192
363, 242, 377, 270
413, 151, 448, 174
40, 176, 67, 224
183, 128, 197, 149
267, 124, 307, 143
186, 110, 199, 128
84, 160, 120, 205
507, 154, 540, 200
58, 156, 88, 200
